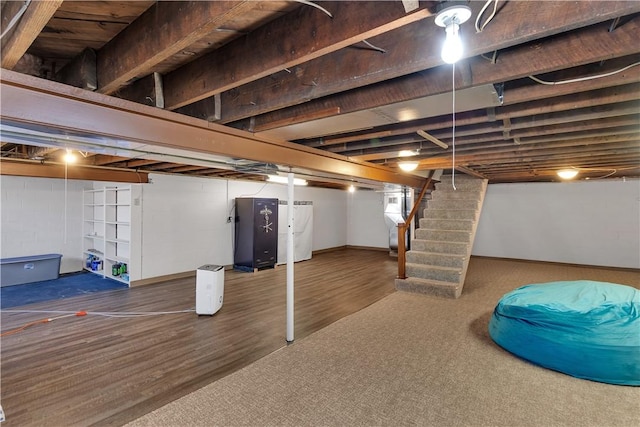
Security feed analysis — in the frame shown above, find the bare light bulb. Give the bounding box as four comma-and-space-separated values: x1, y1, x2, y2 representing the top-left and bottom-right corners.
434, 5, 471, 65
398, 161, 419, 172
557, 169, 578, 179
63, 150, 76, 163
442, 23, 463, 64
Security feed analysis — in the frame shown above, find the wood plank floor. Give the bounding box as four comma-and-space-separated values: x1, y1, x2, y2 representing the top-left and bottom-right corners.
0, 248, 397, 426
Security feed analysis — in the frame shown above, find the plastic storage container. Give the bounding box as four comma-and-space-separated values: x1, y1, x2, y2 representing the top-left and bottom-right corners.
0, 254, 62, 287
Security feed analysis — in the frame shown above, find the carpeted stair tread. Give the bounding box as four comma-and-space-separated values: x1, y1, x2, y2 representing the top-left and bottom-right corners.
415, 229, 471, 243
395, 276, 461, 299
419, 218, 474, 232
403, 176, 487, 299
406, 263, 462, 283
428, 199, 479, 210
411, 240, 468, 255
411, 239, 469, 245
406, 251, 465, 268
431, 191, 482, 201
424, 209, 477, 220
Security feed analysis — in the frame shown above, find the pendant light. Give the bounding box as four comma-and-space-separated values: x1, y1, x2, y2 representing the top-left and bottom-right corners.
398, 161, 419, 172
435, 4, 472, 64
557, 169, 578, 180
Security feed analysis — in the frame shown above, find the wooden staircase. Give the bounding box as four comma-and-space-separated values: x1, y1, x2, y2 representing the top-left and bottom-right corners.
395, 174, 488, 298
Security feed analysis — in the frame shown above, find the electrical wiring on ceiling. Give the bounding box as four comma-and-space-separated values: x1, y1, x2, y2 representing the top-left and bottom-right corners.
361, 39, 387, 54
293, 0, 333, 18
475, 0, 499, 33
529, 61, 640, 85
0, 0, 31, 39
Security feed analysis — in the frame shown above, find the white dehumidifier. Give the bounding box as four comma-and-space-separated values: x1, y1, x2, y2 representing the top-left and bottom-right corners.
195, 264, 224, 315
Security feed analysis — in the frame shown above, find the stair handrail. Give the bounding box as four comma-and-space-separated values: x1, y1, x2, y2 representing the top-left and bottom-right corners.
397, 169, 435, 279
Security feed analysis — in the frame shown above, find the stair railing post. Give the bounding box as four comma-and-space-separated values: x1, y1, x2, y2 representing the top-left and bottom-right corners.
396, 170, 436, 280
397, 222, 407, 279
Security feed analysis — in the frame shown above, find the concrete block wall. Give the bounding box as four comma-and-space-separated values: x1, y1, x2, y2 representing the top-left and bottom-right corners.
1, 175, 88, 273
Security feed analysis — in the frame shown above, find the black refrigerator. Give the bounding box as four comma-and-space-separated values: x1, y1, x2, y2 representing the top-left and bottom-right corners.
234, 198, 278, 270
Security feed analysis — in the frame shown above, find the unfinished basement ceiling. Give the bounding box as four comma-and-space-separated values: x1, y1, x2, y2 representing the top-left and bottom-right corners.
1, 0, 639, 187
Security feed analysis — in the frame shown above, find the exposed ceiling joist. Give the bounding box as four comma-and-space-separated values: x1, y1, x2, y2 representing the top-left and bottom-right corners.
1, 0, 63, 69
96, 1, 258, 95
216, 1, 640, 125
1, 158, 149, 183
0, 70, 425, 189
245, 17, 640, 131
1, 1, 638, 185
129, 1, 435, 110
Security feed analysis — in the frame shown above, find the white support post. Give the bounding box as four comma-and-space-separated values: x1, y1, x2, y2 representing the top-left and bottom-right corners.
286, 172, 295, 342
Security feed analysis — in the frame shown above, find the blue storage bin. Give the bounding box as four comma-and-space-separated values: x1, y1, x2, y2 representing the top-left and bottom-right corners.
0, 254, 63, 287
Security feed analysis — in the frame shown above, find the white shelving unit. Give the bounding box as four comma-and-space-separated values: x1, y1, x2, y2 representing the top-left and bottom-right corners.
83, 185, 138, 286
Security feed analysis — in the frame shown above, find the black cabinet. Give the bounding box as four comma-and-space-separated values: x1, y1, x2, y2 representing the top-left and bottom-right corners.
234, 198, 278, 270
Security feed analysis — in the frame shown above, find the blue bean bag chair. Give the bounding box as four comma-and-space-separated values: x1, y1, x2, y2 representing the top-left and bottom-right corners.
489, 280, 640, 386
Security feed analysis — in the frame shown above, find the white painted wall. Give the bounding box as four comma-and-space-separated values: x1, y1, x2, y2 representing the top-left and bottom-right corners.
138, 174, 230, 279
303, 186, 348, 251
10, 174, 634, 280
1, 175, 89, 273
139, 174, 349, 279
473, 179, 640, 269
346, 190, 388, 249
0, 174, 351, 281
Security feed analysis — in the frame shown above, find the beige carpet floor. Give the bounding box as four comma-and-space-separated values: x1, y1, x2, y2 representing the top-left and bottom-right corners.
128, 257, 640, 426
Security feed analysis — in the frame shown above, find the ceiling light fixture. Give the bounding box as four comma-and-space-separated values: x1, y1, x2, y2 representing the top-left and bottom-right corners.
398, 161, 419, 172
398, 149, 418, 157
267, 174, 308, 186
435, 4, 472, 64
63, 149, 76, 163
348, 184, 355, 193
557, 169, 578, 180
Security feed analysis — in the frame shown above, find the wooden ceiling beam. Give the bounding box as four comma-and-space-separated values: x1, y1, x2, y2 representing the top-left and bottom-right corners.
379, 138, 640, 168
409, 124, 640, 152
54, 47, 97, 90
96, 1, 257, 95
454, 166, 486, 179
245, 15, 640, 131
504, 54, 640, 105
351, 131, 639, 162
443, 134, 639, 158
85, 155, 131, 167
0, 70, 425, 188
375, 114, 639, 145
474, 156, 640, 173
413, 138, 640, 169
0, 159, 149, 183
301, 66, 639, 148
148, 1, 436, 110
498, 83, 640, 119
124, 159, 163, 168
301, 62, 640, 148
139, 162, 178, 171
1, 0, 62, 69
331, 102, 639, 156
509, 100, 640, 130
166, 165, 209, 173
510, 115, 640, 139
